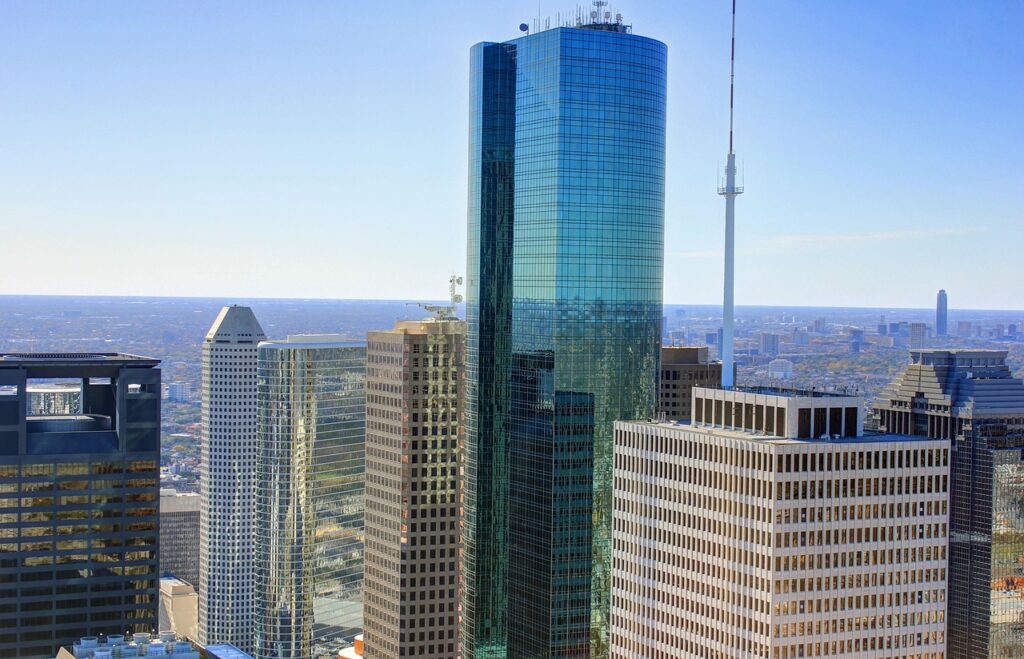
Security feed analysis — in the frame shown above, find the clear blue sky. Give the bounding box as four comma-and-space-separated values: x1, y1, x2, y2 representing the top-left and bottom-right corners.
1, 1, 1021, 309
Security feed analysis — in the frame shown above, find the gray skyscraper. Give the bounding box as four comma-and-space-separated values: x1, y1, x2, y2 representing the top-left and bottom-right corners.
198, 306, 266, 652
937, 289, 949, 336
874, 349, 1024, 658
463, 14, 666, 659
254, 336, 366, 659
0, 353, 161, 658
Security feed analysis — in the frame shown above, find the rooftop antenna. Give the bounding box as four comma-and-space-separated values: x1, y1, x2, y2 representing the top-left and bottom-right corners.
411, 275, 464, 321
718, 0, 743, 389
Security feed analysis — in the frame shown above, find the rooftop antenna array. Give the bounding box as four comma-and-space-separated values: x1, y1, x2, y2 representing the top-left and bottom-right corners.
413, 275, 464, 321
718, 0, 743, 389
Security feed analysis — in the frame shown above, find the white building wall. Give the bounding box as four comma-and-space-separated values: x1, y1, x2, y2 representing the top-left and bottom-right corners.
611, 420, 948, 659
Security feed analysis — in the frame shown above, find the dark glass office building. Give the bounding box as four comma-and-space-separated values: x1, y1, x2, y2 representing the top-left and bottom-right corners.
463, 18, 666, 659
0, 353, 161, 659
874, 349, 1024, 658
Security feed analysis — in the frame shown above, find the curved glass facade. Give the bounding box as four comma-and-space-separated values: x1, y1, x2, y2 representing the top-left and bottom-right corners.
254, 340, 365, 659
464, 25, 666, 659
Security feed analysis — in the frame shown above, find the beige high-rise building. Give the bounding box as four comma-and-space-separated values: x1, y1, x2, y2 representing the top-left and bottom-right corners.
159, 576, 199, 641
362, 319, 464, 659
611, 387, 949, 659
198, 305, 266, 652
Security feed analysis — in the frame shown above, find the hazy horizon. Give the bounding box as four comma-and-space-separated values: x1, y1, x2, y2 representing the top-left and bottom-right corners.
1, 293, 1021, 315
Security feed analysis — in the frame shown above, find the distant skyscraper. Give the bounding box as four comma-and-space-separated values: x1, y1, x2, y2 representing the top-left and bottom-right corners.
909, 321, 927, 349
254, 336, 366, 659
0, 353, 161, 658
758, 332, 780, 356
160, 489, 200, 587
659, 346, 722, 421
874, 350, 1024, 659
612, 387, 950, 657
936, 289, 948, 336
463, 15, 666, 658
767, 357, 794, 380
957, 320, 973, 338
168, 380, 192, 403
198, 305, 266, 652
363, 319, 464, 659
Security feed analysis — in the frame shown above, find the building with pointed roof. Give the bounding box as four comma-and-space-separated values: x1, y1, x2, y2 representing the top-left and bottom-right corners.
198, 306, 266, 652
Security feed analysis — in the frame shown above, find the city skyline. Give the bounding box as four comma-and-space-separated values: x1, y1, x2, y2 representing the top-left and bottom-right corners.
2, 1, 1020, 308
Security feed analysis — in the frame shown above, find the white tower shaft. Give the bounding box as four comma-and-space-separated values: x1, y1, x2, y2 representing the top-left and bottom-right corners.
722, 153, 738, 388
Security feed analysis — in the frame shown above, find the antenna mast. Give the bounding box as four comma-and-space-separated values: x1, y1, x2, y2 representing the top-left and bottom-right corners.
718, 0, 743, 388
413, 275, 464, 321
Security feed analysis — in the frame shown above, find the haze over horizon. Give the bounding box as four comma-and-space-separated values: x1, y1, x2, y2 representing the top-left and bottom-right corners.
2, 1, 1020, 308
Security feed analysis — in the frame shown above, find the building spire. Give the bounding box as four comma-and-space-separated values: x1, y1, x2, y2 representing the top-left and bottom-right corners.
728, 0, 737, 155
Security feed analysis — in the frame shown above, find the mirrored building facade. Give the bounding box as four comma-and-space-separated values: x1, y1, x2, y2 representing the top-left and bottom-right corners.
254, 337, 366, 659
463, 18, 666, 658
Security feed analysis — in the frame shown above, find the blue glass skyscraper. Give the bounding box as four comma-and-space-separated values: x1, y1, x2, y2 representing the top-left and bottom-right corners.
463, 17, 666, 658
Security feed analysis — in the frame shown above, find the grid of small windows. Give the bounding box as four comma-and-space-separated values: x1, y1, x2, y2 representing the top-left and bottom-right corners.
159, 505, 199, 587
610, 422, 949, 659
364, 324, 463, 659
659, 363, 722, 421
199, 331, 263, 651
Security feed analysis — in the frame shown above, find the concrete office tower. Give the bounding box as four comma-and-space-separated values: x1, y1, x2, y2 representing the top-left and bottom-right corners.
611, 387, 950, 658
198, 305, 266, 652
659, 346, 722, 421
957, 320, 973, 338
464, 15, 666, 658
0, 353, 161, 658
363, 319, 465, 659
910, 322, 928, 349
873, 350, 1024, 658
936, 289, 948, 336
160, 488, 200, 587
254, 336, 366, 659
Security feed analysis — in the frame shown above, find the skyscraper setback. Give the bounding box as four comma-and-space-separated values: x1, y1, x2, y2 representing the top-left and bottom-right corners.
363, 319, 465, 659
198, 305, 266, 652
463, 15, 666, 658
873, 350, 1024, 658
